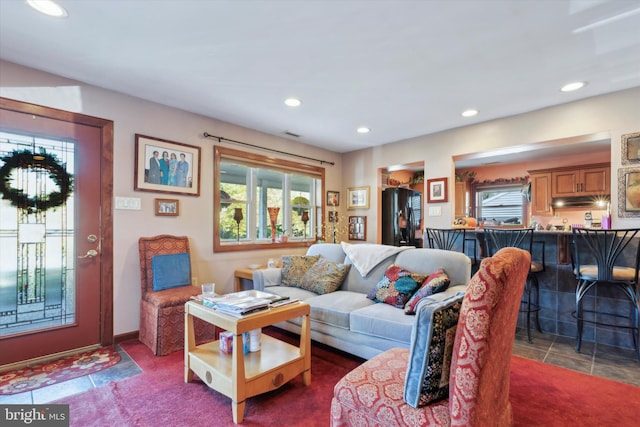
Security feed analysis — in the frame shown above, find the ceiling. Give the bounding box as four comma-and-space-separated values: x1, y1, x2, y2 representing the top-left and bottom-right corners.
1, 1, 639, 159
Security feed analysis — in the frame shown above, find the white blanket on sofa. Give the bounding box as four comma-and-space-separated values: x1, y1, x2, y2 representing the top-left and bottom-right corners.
341, 242, 412, 277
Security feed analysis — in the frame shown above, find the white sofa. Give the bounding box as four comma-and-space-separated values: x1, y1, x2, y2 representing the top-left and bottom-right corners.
251, 243, 471, 359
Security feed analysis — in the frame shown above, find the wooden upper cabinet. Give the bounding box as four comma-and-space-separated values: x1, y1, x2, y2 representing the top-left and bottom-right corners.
551, 164, 610, 197
454, 181, 467, 218
530, 172, 552, 215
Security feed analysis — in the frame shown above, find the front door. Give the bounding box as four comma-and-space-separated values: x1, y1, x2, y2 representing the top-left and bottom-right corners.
0, 98, 113, 366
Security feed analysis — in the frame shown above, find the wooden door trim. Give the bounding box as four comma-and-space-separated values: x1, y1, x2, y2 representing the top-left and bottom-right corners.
0, 97, 114, 346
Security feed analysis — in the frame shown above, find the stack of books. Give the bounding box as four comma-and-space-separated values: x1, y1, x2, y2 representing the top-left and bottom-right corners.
202, 290, 292, 317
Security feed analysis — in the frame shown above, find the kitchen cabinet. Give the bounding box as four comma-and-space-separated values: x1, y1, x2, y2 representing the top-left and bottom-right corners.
530, 172, 552, 215
551, 164, 610, 197
454, 181, 468, 218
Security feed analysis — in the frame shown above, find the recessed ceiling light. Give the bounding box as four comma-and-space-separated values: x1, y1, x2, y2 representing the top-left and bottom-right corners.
356, 127, 370, 134
284, 98, 301, 107
461, 109, 478, 117
27, 0, 68, 17
561, 82, 586, 92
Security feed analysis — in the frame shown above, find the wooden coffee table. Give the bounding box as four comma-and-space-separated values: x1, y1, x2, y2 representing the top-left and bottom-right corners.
184, 300, 311, 424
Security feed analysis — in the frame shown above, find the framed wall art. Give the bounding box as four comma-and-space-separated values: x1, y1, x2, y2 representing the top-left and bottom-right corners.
155, 198, 179, 216
427, 177, 448, 203
348, 216, 366, 240
134, 134, 201, 196
327, 190, 340, 207
347, 186, 370, 210
622, 132, 640, 165
618, 167, 640, 217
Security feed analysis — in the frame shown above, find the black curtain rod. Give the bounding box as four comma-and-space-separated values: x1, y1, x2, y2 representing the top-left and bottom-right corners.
203, 132, 335, 166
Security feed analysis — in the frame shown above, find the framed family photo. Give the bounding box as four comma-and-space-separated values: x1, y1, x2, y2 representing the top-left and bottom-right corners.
134, 134, 201, 196
347, 186, 370, 210
427, 177, 448, 203
155, 198, 179, 216
618, 167, 640, 217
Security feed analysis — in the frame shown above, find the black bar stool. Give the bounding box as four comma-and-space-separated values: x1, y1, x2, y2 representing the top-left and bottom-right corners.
425, 227, 478, 276
571, 228, 640, 360
484, 227, 545, 343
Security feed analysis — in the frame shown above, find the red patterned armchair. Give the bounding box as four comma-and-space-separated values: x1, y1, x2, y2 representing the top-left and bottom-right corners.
138, 235, 216, 356
331, 247, 531, 426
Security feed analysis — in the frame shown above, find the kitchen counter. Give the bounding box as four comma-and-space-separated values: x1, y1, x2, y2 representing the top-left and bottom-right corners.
455, 228, 638, 352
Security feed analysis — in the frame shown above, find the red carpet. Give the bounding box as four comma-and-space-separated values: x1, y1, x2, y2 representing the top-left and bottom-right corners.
52, 329, 639, 427
0, 347, 121, 395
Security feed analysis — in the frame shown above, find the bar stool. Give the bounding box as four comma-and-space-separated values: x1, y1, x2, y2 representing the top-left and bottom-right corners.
571, 228, 640, 360
425, 227, 477, 267
484, 227, 545, 343
425, 227, 464, 251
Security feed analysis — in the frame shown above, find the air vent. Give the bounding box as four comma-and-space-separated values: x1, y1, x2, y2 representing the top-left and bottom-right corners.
283, 131, 301, 138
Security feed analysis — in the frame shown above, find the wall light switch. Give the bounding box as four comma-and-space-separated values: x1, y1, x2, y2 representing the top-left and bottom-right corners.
115, 197, 141, 210
428, 206, 442, 216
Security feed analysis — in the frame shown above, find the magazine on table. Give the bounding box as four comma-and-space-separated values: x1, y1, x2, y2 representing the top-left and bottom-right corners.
201, 290, 290, 315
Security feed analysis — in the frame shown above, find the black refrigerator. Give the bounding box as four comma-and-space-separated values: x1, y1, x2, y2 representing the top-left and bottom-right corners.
381, 187, 422, 247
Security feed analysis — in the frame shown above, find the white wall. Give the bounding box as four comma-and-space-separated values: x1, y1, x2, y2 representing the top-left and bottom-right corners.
0, 60, 342, 336
343, 87, 640, 239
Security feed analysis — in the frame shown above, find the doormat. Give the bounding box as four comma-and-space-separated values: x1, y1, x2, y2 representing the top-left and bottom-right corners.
0, 346, 121, 395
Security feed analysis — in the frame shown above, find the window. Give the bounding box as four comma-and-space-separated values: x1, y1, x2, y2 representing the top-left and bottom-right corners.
475, 184, 526, 225
214, 146, 324, 252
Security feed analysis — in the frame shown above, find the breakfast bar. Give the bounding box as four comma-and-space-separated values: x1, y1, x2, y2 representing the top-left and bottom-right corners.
460, 228, 638, 351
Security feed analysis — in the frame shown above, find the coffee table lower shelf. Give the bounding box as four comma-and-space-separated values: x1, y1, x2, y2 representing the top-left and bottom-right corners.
187, 335, 308, 397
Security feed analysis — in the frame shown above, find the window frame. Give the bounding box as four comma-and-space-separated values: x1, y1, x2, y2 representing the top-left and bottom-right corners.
474, 181, 528, 226
213, 145, 325, 252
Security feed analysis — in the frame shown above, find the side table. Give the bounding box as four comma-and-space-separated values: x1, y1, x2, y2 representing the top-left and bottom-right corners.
233, 268, 256, 292
184, 300, 311, 424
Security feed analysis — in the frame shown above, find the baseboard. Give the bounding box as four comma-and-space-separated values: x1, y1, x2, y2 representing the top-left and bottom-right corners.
115, 331, 139, 344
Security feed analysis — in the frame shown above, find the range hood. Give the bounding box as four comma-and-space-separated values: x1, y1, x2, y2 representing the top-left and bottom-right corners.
552, 195, 610, 208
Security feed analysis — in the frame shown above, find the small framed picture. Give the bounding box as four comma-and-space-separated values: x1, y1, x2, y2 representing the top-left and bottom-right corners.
349, 216, 366, 241
134, 134, 201, 196
347, 186, 370, 210
327, 191, 340, 207
427, 177, 448, 203
328, 211, 339, 222
155, 198, 179, 216
622, 132, 640, 165
618, 167, 640, 217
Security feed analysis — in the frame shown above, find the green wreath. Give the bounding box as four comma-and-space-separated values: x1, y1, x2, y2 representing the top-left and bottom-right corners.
0, 149, 73, 213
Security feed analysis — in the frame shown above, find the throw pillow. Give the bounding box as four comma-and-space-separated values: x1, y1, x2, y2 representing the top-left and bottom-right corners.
367, 264, 428, 308
404, 268, 451, 314
403, 294, 464, 408
151, 253, 191, 291
280, 255, 321, 287
298, 258, 350, 294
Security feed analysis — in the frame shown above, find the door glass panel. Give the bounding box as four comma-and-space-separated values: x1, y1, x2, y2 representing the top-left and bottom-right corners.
0, 131, 75, 337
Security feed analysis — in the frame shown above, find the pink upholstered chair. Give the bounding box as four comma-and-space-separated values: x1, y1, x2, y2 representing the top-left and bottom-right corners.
331, 247, 531, 426
138, 235, 217, 356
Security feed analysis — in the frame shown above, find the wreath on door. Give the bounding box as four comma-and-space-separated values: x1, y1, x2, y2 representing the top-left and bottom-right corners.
0, 150, 73, 213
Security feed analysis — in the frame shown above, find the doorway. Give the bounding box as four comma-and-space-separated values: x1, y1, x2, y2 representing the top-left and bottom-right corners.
0, 98, 113, 366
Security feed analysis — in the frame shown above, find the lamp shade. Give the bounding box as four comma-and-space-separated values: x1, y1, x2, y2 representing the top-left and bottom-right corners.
301, 210, 309, 223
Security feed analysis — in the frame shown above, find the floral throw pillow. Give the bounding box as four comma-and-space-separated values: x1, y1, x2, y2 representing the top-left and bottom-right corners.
404, 268, 451, 314
280, 255, 320, 287
367, 264, 428, 308
298, 258, 350, 294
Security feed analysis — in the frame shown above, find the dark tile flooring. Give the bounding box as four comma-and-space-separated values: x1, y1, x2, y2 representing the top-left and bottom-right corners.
0, 344, 142, 404
512, 328, 640, 386
1, 332, 638, 405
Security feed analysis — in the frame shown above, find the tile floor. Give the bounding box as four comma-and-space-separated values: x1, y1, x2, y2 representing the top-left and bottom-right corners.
513, 328, 640, 387
1, 332, 638, 405
0, 344, 142, 404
